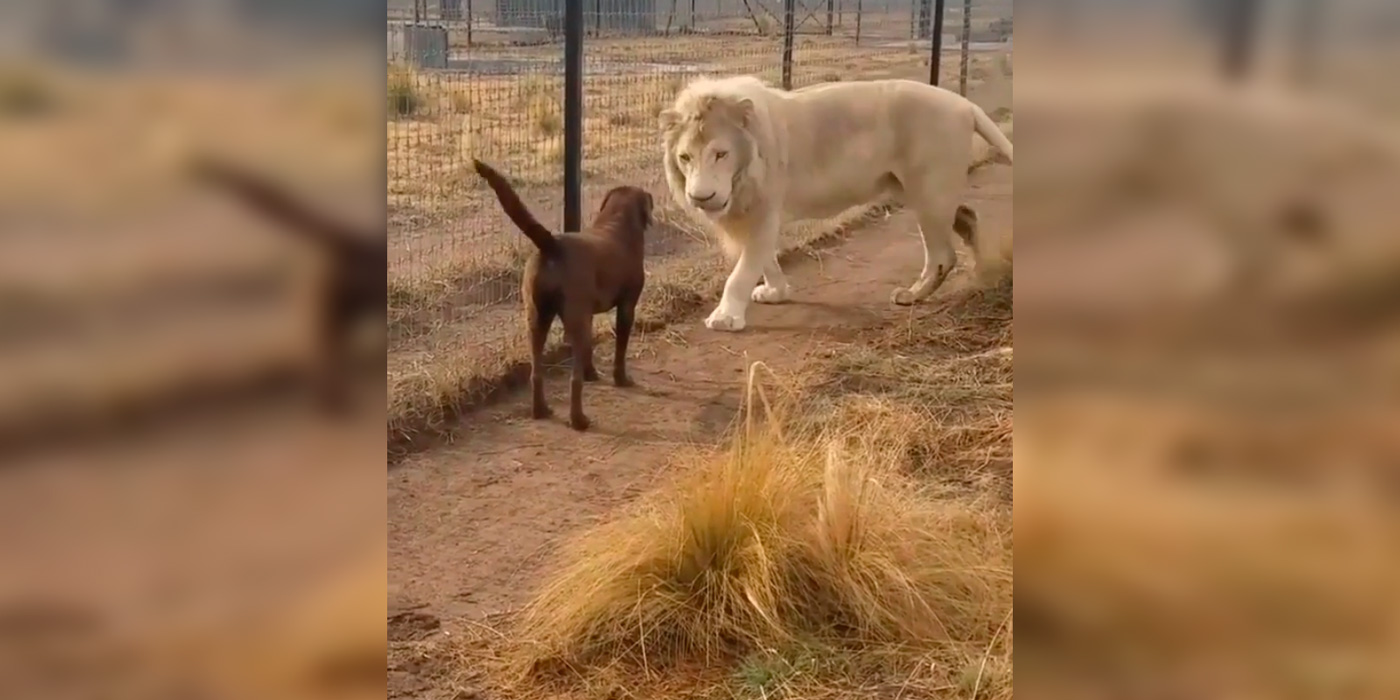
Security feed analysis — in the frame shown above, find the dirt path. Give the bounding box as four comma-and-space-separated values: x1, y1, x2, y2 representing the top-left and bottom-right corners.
388, 165, 1011, 631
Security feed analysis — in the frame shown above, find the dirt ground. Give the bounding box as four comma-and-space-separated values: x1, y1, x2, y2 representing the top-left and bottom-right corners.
387, 163, 1010, 696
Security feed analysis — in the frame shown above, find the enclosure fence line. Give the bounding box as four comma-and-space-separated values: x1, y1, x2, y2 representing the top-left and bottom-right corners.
550, 0, 980, 229
386, 0, 1011, 362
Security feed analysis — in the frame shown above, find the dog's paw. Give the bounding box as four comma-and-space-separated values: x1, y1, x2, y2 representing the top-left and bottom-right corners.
890, 288, 918, 306
570, 413, 591, 431
532, 403, 554, 420
704, 307, 747, 332
614, 374, 635, 388
583, 367, 601, 382
751, 283, 791, 304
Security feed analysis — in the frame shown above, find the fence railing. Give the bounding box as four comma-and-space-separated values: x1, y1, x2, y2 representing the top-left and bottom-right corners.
385, 0, 1013, 379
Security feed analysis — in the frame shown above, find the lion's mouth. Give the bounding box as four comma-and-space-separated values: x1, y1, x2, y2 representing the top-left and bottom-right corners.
693, 198, 728, 213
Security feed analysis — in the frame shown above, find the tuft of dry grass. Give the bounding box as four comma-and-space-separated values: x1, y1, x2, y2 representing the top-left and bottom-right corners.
1014, 397, 1400, 698
0, 63, 64, 117
387, 63, 421, 118
387, 266, 1015, 698
487, 362, 1011, 699
807, 280, 1014, 493
407, 276, 1017, 699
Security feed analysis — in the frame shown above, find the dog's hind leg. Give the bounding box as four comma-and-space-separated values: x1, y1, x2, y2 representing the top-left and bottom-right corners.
309, 278, 360, 415
528, 300, 556, 420
562, 301, 593, 431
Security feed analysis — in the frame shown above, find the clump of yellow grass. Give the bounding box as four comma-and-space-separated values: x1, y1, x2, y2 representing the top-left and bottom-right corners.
502, 364, 1012, 697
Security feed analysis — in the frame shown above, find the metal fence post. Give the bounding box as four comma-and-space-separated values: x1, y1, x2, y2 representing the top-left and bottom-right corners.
958, 0, 971, 95
826, 0, 834, 36
930, 0, 945, 85
564, 0, 584, 232
782, 0, 796, 89
1291, 0, 1318, 85
855, 0, 863, 45
1222, 0, 1260, 81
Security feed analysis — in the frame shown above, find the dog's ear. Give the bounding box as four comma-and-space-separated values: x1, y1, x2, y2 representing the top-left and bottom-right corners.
600, 189, 616, 212
659, 108, 682, 133
642, 191, 655, 222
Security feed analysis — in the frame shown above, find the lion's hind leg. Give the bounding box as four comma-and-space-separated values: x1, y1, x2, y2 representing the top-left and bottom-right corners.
891, 192, 962, 306
751, 252, 791, 303
953, 204, 978, 248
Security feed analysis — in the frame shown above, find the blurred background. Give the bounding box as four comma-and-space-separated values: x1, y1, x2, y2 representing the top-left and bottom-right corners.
1012, 0, 1400, 697
6, 0, 1400, 697
0, 1, 385, 699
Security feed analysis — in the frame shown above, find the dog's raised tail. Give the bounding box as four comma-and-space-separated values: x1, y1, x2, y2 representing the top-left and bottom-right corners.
187, 155, 365, 252
471, 159, 561, 258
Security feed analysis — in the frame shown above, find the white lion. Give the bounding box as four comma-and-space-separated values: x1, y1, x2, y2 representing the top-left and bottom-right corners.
659, 75, 1013, 332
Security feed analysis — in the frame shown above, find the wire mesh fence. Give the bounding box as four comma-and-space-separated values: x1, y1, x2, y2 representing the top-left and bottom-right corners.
385, 0, 1013, 394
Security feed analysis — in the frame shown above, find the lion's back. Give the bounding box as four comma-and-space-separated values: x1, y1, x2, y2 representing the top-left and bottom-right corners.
785, 79, 968, 128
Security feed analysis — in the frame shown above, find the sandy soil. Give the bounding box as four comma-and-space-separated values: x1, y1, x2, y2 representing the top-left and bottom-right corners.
387, 163, 1010, 696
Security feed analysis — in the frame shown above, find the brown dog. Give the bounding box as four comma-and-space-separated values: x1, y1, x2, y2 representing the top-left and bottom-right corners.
186, 155, 386, 415
472, 159, 653, 431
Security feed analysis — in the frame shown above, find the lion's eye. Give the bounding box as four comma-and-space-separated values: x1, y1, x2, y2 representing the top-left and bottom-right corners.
714, 151, 728, 160
678, 153, 691, 163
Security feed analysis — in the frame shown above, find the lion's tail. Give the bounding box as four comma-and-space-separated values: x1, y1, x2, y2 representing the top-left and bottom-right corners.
970, 103, 1013, 165
471, 159, 562, 259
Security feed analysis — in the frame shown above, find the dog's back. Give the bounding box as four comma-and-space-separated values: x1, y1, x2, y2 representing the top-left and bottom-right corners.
473, 160, 652, 309
545, 186, 652, 308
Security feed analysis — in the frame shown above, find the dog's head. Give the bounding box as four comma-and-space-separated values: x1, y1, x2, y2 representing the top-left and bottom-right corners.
599, 186, 654, 235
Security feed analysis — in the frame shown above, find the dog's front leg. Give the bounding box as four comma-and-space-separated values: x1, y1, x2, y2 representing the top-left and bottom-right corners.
706, 215, 778, 332
613, 295, 637, 387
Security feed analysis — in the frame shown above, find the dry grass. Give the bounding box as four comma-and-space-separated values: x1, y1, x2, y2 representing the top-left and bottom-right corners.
391, 276, 1014, 699
385, 106, 1013, 460
459, 302, 1008, 700
387, 42, 1009, 230
1007, 272, 1400, 697
110, 542, 388, 700
1014, 393, 1400, 697
385, 203, 894, 459
806, 281, 1014, 492
507, 381, 1010, 698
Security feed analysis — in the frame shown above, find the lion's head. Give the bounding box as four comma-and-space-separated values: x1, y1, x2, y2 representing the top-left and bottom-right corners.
659, 84, 763, 220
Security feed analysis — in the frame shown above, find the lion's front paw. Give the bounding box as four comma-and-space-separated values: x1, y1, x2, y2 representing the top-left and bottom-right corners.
704, 307, 747, 332
890, 288, 917, 306
751, 283, 791, 304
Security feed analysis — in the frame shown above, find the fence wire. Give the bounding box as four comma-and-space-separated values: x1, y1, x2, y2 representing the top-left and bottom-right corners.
386, 0, 1012, 375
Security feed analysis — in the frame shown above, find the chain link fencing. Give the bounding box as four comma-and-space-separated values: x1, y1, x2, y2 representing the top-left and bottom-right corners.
385, 0, 1012, 425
